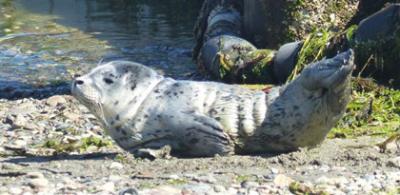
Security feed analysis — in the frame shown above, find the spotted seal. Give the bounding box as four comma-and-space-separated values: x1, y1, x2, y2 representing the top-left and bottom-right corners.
71, 50, 354, 157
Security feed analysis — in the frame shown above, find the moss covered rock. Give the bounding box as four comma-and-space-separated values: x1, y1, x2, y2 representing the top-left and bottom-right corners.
243, 0, 359, 48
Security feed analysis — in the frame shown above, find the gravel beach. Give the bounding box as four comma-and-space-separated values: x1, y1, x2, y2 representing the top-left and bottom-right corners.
0, 95, 399, 194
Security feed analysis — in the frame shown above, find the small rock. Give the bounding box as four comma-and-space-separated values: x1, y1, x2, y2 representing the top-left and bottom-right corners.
14, 139, 27, 148
182, 184, 212, 194
27, 172, 45, 179
140, 186, 180, 195
6, 114, 28, 129
109, 175, 122, 182
270, 168, 279, 174
28, 178, 49, 189
226, 187, 238, 194
1, 163, 23, 170
110, 162, 124, 170
9, 187, 23, 194
4, 144, 27, 155
62, 178, 82, 190
316, 176, 330, 184
119, 188, 138, 195
63, 112, 80, 121
135, 145, 171, 159
248, 190, 259, 195
241, 181, 259, 188
10, 102, 36, 115
319, 165, 330, 172
387, 157, 400, 168
100, 182, 115, 192
273, 174, 294, 187
46, 96, 67, 107
213, 185, 225, 193
167, 174, 180, 180
193, 174, 217, 183
21, 191, 34, 195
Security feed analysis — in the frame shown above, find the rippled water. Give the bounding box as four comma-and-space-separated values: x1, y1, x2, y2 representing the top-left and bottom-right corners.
0, 0, 203, 98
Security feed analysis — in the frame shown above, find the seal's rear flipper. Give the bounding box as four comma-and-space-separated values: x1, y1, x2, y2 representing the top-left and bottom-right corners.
297, 49, 355, 91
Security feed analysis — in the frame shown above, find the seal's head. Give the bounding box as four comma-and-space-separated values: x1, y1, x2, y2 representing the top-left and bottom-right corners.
71, 61, 161, 126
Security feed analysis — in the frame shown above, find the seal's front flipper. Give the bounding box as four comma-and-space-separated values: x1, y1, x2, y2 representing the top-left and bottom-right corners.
179, 112, 234, 157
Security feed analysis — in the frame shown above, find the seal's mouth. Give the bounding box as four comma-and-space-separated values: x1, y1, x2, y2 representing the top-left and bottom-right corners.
71, 81, 100, 106
71, 79, 108, 125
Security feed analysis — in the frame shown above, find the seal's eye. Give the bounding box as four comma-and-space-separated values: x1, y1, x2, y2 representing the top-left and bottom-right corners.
103, 78, 114, 84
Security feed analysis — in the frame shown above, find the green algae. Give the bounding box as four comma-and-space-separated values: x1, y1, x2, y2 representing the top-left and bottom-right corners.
289, 181, 328, 195
217, 49, 275, 83
42, 136, 113, 154
235, 174, 251, 183
167, 178, 188, 186
241, 49, 275, 83
345, 25, 358, 43
239, 84, 271, 91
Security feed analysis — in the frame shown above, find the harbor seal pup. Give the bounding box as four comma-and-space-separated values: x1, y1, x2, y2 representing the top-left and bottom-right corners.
71, 50, 354, 157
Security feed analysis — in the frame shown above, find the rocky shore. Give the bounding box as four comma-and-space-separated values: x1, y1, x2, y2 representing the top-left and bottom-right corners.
0, 95, 399, 194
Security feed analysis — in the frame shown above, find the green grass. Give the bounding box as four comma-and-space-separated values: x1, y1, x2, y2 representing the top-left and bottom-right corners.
330, 78, 400, 138
287, 30, 332, 81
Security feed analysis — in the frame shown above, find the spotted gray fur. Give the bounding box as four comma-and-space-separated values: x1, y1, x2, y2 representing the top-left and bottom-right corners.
71, 50, 354, 157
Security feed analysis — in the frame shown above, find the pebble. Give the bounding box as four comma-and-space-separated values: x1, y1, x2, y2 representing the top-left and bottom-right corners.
213, 185, 226, 193
0, 95, 399, 195
14, 139, 28, 148
193, 174, 217, 183
316, 176, 330, 184
387, 157, 400, 168
167, 174, 180, 180
248, 190, 259, 195
8, 187, 23, 194
26, 172, 45, 179
108, 175, 122, 182
100, 182, 115, 192
10, 102, 36, 115
140, 186, 180, 195
63, 112, 80, 121
241, 181, 259, 188
28, 178, 49, 189
46, 96, 67, 107
273, 174, 294, 187
119, 188, 139, 195
270, 168, 279, 174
